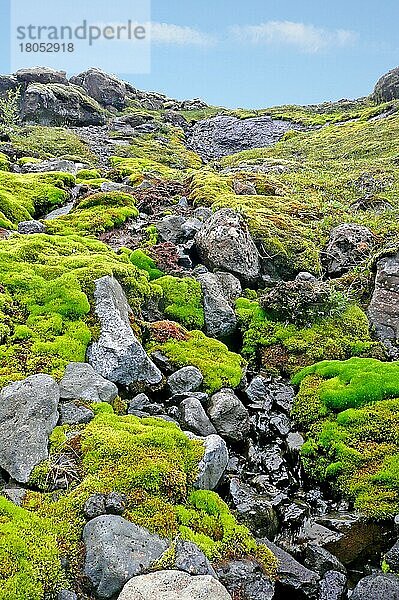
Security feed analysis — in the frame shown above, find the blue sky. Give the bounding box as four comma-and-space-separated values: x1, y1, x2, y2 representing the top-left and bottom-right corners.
1, 0, 399, 108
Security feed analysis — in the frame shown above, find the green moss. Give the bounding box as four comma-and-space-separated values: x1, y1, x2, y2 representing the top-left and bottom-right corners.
0, 152, 10, 171
154, 276, 205, 329
44, 191, 139, 236
0, 171, 74, 229
148, 328, 244, 393
17, 157, 42, 166
110, 156, 185, 185
76, 168, 101, 180
0, 234, 152, 385
9, 126, 94, 163
293, 358, 399, 519
130, 249, 164, 280
0, 497, 65, 599
236, 298, 377, 375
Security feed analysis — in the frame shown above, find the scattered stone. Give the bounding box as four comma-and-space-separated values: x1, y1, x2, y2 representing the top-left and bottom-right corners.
174, 540, 217, 577
20, 158, 82, 174
83, 515, 169, 599
118, 570, 232, 600
229, 477, 279, 538
0, 374, 59, 483
128, 393, 151, 413
208, 388, 250, 442
59, 362, 118, 403
100, 181, 136, 194
216, 559, 275, 600
87, 276, 162, 387
157, 215, 186, 244
194, 433, 229, 490
197, 272, 237, 339
351, 573, 399, 600
179, 397, 217, 436
70, 67, 127, 109
304, 544, 346, 576
323, 223, 374, 276
374, 66, 399, 102
17, 220, 46, 234
59, 402, 94, 425
105, 492, 127, 515
167, 366, 203, 396
319, 570, 347, 600
368, 251, 399, 358
84, 494, 107, 520
57, 591, 78, 600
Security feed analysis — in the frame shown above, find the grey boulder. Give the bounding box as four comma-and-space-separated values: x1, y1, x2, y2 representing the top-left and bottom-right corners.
374, 66, 399, 102
16, 67, 67, 85
323, 223, 374, 276
197, 272, 237, 340
168, 366, 203, 396
87, 276, 162, 387
368, 252, 399, 358
319, 570, 347, 600
195, 209, 261, 284
70, 67, 127, 109
0, 374, 59, 483
216, 559, 275, 600
179, 397, 217, 437
17, 220, 46, 234
194, 433, 229, 490
229, 477, 278, 539
207, 388, 250, 442
351, 573, 399, 600
174, 540, 217, 577
59, 362, 118, 403
83, 515, 169, 599
118, 570, 232, 600
59, 402, 94, 426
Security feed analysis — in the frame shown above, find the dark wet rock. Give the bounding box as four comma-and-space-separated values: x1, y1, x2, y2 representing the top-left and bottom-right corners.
269, 413, 291, 437
188, 114, 301, 161
304, 544, 346, 576
319, 570, 347, 600
195, 208, 261, 284
323, 223, 374, 276
70, 67, 127, 109
374, 66, 399, 102
384, 539, 399, 572
17, 219, 46, 234
208, 388, 250, 442
84, 494, 107, 520
105, 492, 127, 515
257, 444, 290, 488
83, 515, 169, 599
151, 350, 174, 374
59, 362, 118, 403
197, 272, 237, 340
284, 500, 310, 526
179, 397, 217, 436
59, 402, 94, 425
368, 251, 399, 358
21, 82, 105, 126
193, 433, 229, 490
87, 276, 162, 387
167, 366, 203, 395
229, 477, 279, 538
0, 374, 59, 483
259, 538, 320, 599
216, 558, 275, 600
128, 393, 151, 413
16, 67, 67, 85
174, 540, 217, 577
245, 376, 273, 411
118, 570, 231, 600
351, 573, 399, 600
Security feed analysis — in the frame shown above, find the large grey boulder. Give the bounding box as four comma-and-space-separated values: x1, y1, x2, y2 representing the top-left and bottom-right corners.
374, 67, 399, 102
216, 559, 275, 600
323, 223, 374, 276
319, 571, 347, 600
194, 433, 229, 490
17, 220, 46, 234
207, 388, 250, 442
195, 209, 261, 284
70, 68, 127, 109
179, 397, 217, 436
351, 573, 399, 600
83, 515, 169, 599
21, 82, 105, 126
15, 67, 67, 85
20, 159, 83, 174
118, 570, 232, 600
368, 252, 399, 358
59, 362, 118, 403
168, 366, 203, 396
188, 114, 300, 161
87, 276, 162, 387
0, 374, 59, 483
197, 272, 237, 340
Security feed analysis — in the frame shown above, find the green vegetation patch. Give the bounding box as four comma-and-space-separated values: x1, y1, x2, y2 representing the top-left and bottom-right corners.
292, 358, 399, 518
148, 328, 244, 393
0, 234, 152, 386
0, 171, 74, 229
154, 276, 205, 329
130, 249, 164, 281
9, 126, 94, 163
44, 191, 139, 236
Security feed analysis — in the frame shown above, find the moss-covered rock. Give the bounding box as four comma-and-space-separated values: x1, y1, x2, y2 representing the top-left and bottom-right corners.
154, 276, 205, 329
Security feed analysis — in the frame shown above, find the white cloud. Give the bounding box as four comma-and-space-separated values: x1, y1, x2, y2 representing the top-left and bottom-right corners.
149, 22, 216, 46
230, 21, 358, 53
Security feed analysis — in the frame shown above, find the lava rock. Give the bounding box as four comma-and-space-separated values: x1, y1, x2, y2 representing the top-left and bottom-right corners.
229, 477, 279, 538
105, 492, 127, 515
214, 271, 242, 305
83, 515, 169, 599
157, 215, 187, 244
368, 251, 399, 358
87, 276, 162, 387
59, 362, 118, 403
17, 220, 46, 234
179, 397, 217, 436
84, 494, 107, 520
216, 558, 275, 600
351, 573, 399, 600
70, 67, 127, 109
197, 272, 237, 339
167, 366, 203, 395
0, 374, 59, 483
194, 433, 229, 490
208, 388, 250, 442
174, 540, 217, 577
118, 570, 232, 600
319, 570, 347, 600
59, 402, 94, 425
304, 544, 346, 576
323, 223, 374, 276
195, 208, 261, 284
